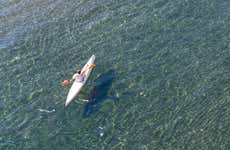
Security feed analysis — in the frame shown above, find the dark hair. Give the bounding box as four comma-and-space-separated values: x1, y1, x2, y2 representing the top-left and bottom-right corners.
77, 70, 81, 74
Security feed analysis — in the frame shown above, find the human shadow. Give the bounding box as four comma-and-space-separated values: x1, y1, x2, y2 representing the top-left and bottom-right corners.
82, 69, 115, 117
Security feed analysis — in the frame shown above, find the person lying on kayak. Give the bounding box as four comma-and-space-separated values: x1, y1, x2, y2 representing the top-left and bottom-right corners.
62, 64, 96, 86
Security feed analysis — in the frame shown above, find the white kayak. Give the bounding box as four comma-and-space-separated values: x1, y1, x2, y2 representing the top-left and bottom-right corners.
65, 55, 95, 106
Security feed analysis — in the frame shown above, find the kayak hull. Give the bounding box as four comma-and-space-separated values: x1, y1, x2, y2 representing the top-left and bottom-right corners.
65, 55, 95, 106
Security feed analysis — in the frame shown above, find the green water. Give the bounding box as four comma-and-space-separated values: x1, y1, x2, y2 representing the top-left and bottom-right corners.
0, 0, 229, 149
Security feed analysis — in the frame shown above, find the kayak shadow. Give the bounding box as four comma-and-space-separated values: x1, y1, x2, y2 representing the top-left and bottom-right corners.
82, 69, 115, 117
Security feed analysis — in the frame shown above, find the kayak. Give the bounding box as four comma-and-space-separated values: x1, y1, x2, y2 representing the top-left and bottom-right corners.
65, 55, 95, 106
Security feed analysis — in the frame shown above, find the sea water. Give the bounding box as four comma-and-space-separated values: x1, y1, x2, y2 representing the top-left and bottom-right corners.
0, 0, 229, 149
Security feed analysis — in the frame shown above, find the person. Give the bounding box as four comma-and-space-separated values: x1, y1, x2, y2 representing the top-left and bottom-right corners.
62, 64, 96, 86
72, 70, 85, 82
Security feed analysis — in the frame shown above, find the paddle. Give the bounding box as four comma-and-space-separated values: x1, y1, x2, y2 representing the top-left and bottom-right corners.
62, 64, 96, 87
62, 79, 73, 86
81, 63, 96, 74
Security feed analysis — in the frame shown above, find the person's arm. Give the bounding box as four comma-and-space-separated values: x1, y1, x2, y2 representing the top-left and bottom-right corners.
72, 74, 77, 80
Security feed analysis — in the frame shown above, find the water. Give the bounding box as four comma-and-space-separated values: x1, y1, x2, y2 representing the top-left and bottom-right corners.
0, 0, 229, 149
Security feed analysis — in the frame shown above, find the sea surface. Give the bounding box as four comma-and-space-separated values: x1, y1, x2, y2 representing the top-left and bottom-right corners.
0, 0, 229, 149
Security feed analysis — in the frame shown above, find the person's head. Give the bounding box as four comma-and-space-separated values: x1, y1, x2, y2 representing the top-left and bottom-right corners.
77, 70, 81, 74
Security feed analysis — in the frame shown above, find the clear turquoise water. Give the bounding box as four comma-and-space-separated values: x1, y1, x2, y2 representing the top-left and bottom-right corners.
0, 0, 229, 149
